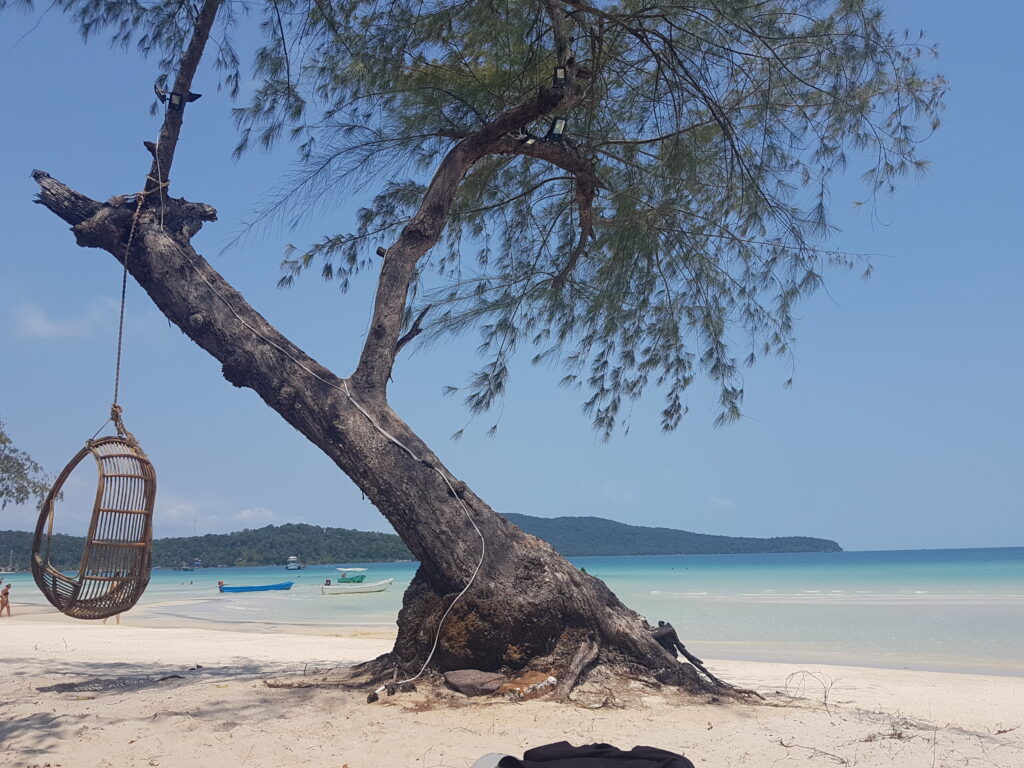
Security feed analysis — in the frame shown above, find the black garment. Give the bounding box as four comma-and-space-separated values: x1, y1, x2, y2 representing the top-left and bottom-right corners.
497, 741, 695, 768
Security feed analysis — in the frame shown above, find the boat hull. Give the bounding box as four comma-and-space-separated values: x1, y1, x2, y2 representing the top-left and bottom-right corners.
218, 582, 294, 593
321, 578, 393, 595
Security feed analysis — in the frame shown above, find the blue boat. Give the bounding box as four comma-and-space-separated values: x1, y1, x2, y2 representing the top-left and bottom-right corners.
217, 581, 294, 593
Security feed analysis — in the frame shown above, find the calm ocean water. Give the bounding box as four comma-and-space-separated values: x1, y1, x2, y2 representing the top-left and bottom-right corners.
7, 547, 1022, 675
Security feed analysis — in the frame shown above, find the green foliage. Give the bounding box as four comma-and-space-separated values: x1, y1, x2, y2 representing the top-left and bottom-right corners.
0, 420, 51, 510
247, 0, 946, 436
6, 0, 946, 436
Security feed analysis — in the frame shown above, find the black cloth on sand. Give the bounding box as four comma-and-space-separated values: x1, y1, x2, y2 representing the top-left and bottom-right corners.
497, 741, 695, 768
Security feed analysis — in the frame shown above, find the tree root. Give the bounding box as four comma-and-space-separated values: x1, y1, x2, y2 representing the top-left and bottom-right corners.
553, 636, 600, 700
651, 621, 764, 700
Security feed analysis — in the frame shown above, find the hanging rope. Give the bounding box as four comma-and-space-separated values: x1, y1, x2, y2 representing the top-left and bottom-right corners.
111, 192, 145, 416
111, 174, 168, 421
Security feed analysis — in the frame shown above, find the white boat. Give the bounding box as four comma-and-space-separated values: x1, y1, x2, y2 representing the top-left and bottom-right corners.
285, 556, 306, 571
321, 578, 393, 595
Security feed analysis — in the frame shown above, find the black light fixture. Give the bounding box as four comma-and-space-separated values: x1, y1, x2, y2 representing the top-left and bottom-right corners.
547, 117, 567, 141
553, 66, 567, 87
154, 84, 202, 110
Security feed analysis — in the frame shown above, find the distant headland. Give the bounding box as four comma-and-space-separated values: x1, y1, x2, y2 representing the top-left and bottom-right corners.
0, 516, 839, 569
504, 513, 841, 556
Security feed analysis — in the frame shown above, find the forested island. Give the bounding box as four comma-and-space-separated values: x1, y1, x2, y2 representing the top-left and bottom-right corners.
0, 516, 839, 570
504, 514, 841, 556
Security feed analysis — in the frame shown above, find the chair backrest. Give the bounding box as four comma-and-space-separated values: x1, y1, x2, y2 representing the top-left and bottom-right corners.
32, 436, 157, 620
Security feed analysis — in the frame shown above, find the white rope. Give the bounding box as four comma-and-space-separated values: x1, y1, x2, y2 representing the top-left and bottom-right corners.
165, 236, 485, 694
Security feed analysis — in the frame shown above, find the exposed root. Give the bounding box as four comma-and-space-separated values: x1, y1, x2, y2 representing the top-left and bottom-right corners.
650, 621, 763, 700
553, 635, 600, 700
265, 619, 755, 704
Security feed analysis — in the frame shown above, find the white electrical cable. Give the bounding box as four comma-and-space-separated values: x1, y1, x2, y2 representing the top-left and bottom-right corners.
343, 381, 487, 693
165, 238, 486, 696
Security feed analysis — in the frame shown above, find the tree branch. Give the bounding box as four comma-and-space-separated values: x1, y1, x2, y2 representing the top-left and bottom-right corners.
487, 137, 602, 289
394, 304, 432, 355
543, 0, 572, 66
31, 170, 103, 226
352, 76, 586, 394
145, 0, 223, 201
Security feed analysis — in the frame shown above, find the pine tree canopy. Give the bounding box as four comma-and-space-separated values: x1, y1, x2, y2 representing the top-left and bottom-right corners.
5, 0, 946, 436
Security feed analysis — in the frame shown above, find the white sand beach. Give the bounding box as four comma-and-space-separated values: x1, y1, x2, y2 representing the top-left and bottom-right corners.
3, 613, 1022, 768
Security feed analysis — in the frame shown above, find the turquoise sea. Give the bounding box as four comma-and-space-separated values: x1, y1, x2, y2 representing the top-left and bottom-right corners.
6, 547, 1023, 676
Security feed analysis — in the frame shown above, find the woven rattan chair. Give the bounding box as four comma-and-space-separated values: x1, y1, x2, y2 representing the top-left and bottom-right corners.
32, 436, 157, 620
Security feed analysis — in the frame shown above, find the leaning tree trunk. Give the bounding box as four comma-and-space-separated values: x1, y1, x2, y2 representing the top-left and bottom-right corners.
26, 0, 736, 700
31, 172, 727, 697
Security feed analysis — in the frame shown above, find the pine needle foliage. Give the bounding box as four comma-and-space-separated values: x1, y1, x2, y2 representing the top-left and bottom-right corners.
8, 0, 946, 436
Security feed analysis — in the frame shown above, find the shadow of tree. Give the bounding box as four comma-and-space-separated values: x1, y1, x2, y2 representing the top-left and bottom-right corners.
2, 656, 336, 759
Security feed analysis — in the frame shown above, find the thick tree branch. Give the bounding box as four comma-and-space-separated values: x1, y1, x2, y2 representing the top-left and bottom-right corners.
352, 77, 586, 395
30, 170, 466, 569
543, 0, 572, 66
488, 136, 601, 289
31, 171, 103, 226
145, 0, 223, 201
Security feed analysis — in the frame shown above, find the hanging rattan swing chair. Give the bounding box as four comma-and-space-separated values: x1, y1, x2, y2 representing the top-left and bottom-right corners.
31, 181, 159, 619
31, 412, 157, 620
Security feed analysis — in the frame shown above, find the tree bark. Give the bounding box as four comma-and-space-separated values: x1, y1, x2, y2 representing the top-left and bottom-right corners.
31, 171, 726, 697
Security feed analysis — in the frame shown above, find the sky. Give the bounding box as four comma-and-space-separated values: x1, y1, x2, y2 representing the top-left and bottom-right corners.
1, 3, 1021, 552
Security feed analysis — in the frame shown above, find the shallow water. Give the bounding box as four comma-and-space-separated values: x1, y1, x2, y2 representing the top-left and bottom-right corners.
7, 547, 1022, 675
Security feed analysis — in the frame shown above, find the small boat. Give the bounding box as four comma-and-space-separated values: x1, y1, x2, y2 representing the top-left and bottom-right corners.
218, 581, 294, 593
321, 578, 393, 595
284, 556, 306, 571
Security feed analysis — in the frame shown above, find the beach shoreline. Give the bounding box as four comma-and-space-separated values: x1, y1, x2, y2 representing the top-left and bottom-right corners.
3, 615, 1022, 768
11, 594, 1023, 678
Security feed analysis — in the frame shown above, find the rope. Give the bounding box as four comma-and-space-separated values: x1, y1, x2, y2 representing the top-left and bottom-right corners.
109, 94, 167, 431
108, 138, 166, 441
111, 192, 147, 414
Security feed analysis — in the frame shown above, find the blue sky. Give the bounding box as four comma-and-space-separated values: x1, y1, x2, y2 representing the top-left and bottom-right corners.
1, 3, 1021, 551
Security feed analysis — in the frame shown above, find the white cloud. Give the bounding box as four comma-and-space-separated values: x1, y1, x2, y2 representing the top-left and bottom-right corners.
710, 496, 736, 510
153, 496, 309, 538
11, 299, 117, 339
232, 507, 278, 525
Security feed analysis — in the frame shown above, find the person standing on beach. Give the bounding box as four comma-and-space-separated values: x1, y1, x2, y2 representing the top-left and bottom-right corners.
1, 583, 11, 616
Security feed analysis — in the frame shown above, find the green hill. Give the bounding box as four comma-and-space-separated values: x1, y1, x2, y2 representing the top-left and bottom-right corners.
504, 514, 841, 556
0, 523, 413, 570
0, 516, 839, 570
